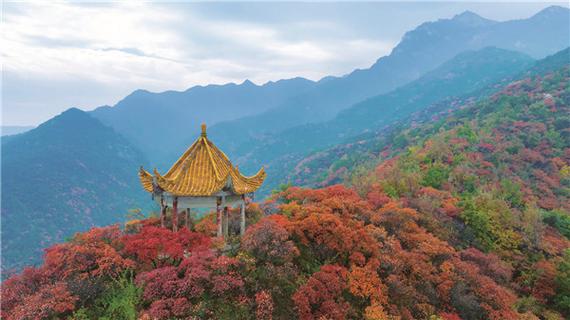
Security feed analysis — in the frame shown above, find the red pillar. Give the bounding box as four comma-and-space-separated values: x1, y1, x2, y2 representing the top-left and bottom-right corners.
172, 197, 178, 232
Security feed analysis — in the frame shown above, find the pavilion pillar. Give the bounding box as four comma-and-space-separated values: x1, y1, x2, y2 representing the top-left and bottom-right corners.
160, 197, 166, 228
223, 206, 229, 238
172, 197, 178, 232
240, 195, 246, 236
185, 208, 192, 229
216, 198, 222, 237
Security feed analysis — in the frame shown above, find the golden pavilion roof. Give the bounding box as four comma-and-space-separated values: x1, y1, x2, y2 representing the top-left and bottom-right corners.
139, 124, 265, 197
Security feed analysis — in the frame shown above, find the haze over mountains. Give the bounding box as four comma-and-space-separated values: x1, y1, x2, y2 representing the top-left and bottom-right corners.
1, 126, 34, 136
90, 6, 570, 166
2, 5, 569, 273
236, 47, 536, 195
2, 30, 569, 320
91, 77, 317, 162
289, 47, 570, 191
204, 6, 570, 153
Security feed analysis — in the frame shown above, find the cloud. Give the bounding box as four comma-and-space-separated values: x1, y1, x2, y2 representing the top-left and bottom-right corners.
2, 2, 389, 86
2, 2, 400, 125
2, 1, 563, 125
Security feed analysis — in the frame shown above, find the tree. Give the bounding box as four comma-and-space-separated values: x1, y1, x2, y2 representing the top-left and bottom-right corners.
7, 282, 77, 320
242, 216, 299, 265
1, 267, 47, 316
135, 251, 246, 319
293, 265, 350, 320
554, 249, 570, 317
122, 226, 210, 268
291, 212, 378, 265
255, 290, 274, 320
44, 241, 134, 280
460, 248, 512, 285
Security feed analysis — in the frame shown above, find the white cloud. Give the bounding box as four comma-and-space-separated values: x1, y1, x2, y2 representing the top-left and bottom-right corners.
2, 2, 398, 125
2, 1, 561, 125
2, 2, 394, 82
2, 2, 185, 84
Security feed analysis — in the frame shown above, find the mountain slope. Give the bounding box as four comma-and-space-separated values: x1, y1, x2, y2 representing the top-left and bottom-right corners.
207, 6, 570, 155
2, 60, 569, 320
292, 48, 570, 195
89, 6, 569, 169
1, 126, 34, 136
91, 77, 316, 163
237, 47, 535, 195
1, 108, 150, 273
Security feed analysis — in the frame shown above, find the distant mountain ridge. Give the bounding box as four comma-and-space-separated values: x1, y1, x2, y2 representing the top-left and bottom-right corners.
1, 108, 150, 273
237, 47, 536, 195
1, 126, 34, 137
91, 77, 317, 163
2, 5, 569, 274
289, 47, 570, 190
2, 45, 569, 320
206, 5, 569, 155
93, 6, 570, 168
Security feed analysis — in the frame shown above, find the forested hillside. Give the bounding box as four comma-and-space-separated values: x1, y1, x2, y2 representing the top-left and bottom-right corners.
2, 48, 568, 320
291, 48, 569, 191
1, 109, 151, 274
239, 47, 535, 196
206, 6, 569, 167
3, 7, 568, 276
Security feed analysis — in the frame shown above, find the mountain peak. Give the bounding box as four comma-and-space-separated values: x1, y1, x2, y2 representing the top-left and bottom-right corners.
455, 10, 479, 18
56, 107, 95, 121
451, 10, 495, 26
61, 107, 85, 115
54, 107, 93, 123
35, 107, 103, 135
532, 5, 570, 19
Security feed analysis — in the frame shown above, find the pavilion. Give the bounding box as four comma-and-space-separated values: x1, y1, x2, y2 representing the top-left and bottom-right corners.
138, 124, 266, 238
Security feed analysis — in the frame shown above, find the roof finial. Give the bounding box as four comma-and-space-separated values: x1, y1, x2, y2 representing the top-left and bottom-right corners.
201, 123, 207, 137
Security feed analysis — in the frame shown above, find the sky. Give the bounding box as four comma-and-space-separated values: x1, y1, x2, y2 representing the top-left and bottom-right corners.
2, 1, 567, 126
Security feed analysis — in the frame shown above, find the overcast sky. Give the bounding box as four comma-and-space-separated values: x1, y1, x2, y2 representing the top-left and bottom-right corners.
2, 1, 567, 126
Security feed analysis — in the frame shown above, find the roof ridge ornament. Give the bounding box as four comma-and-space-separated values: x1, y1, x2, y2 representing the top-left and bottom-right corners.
201, 123, 207, 137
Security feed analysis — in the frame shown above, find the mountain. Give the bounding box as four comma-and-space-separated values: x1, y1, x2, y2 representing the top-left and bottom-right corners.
1, 126, 34, 136
2, 5, 568, 274
89, 6, 569, 169
291, 47, 570, 192
2, 58, 568, 320
1, 108, 151, 274
91, 77, 317, 163
233, 47, 535, 195
206, 5, 570, 155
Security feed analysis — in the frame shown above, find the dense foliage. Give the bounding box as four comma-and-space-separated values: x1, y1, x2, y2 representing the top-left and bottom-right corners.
3, 180, 568, 319
3, 35, 569, 320
3, 8, 568, 280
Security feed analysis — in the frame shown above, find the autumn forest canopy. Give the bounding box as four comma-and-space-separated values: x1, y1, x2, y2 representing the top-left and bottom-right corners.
2, 47, 570, 320
2, 5, 570, 320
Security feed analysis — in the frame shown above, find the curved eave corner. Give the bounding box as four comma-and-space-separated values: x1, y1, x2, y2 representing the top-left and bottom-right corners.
230, 166, 266, 195
139, 167, 154, 193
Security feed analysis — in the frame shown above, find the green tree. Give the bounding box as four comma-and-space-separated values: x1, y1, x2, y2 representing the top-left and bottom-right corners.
555, 249, 570, 316
422, 164, 450, 189
95, 273, 141, 320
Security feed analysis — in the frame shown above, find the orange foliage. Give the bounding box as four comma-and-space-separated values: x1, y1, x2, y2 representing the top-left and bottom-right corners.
292, 265, 350, 320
